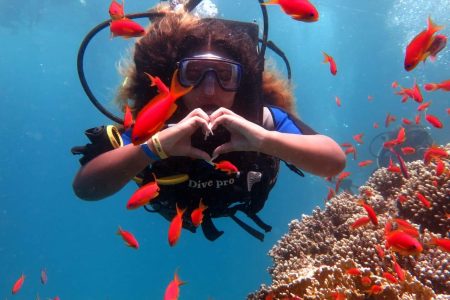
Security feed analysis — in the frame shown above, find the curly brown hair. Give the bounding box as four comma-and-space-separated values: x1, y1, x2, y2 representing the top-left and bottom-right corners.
117, 9, 297, 122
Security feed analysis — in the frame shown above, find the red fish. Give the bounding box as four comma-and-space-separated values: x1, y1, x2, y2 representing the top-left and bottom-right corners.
396, 127, 406, 143
335, 96, 341, 107
404, 17, 443, 71
367, 95, 374, 101
262, 0, 319, 22
323, 52, 337, 75
393, 218, 419, 237
375, 244, 385, 259
326, 186, 335, 202
392, 256, 405, 281
117, 226, 139, 249
164, 270, 186, 300
215, 160, 239, 174
373, 122, 379, 128
435, 159, 445, 176
423, 145, 448, 164
415, 113, 421, 124
353, 133, 364, 144
425, 114, 443, 128
168, 204, 186, 247
367, 284, 383, 295
123, 104, 133, 130
385, 230, 423, 256
401, 146, 415, 155
382, 272, 398, 283
350, 216, 370, 230
340, 142, 353, 148
397, 195, 408, 203
416, 192, 431, 208
12, 274, 25, 294
358, 200, 378, 226
358, 160, 373, 167
391, 81, 399, 88
190, 198, 208, 227
109, 0, 125, 20
424, 79, 450, 91
402, 118, 412, 125
429, 236, 450, 252
387, 158, 401, 173
131, 70, 193, 145
361, 276, 372, 286
385, 113, 396, 127
41, 268, 47, 285
344, 146, 356, 159
346, 268, 361, 276
390, 148, 409, 178
127, 179, 160, 209
110, 18, 145, 39
427, 34, 447, 62
417, 101, 431, 111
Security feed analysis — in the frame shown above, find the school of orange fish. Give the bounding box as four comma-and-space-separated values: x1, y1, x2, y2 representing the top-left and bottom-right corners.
9, 0, 448, 299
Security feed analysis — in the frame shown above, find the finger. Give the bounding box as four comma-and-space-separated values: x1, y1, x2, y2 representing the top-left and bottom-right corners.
209, 107, 236, 122
212, 142, 235, 158
210, 114, 242, 132
180, 116, 211, 135
188, 147, 212, 161
181, 108, 210, 123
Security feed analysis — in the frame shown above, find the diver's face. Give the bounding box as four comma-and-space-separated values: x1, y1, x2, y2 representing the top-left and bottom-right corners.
182, 73, 237, 113
179, 52, 240, 113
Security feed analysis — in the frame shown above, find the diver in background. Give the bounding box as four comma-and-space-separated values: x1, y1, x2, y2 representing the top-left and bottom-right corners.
72, 6, 345, 241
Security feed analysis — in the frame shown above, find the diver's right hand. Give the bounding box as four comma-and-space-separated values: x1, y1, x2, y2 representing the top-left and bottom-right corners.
154, 108, 212, 160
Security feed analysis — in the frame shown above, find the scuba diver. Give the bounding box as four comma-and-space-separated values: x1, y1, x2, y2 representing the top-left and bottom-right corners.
370, 124, 434, 168
71, 0, 345, 241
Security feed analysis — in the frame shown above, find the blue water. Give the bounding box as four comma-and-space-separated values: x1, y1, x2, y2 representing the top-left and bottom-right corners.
0, 0, 448, 299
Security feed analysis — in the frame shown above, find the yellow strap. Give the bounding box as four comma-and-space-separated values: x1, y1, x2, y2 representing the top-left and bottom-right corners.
151, 132, 168, 159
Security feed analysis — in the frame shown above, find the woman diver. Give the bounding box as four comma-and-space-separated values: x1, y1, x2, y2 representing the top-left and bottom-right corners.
72, 4, 346, 241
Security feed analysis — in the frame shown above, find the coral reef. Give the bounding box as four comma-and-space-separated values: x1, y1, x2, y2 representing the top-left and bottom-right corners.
248, 144, 449, 300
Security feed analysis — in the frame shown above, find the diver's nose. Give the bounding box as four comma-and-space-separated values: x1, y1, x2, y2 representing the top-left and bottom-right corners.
201, 71, 216, 96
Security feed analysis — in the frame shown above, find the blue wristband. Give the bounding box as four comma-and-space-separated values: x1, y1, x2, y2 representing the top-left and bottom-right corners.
140, 142, 160, 161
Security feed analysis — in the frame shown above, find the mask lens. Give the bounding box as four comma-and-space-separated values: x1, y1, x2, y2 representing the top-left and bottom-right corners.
178, 58, 241, 91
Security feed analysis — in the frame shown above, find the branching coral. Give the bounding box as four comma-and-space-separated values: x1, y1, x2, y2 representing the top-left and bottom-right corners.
248, 144, 449, 300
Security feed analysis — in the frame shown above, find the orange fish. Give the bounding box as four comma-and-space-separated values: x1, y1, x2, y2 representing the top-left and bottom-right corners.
110, 18, 145, 39
127, 179, 160, 209
214, 160, 239, 174
361, 276, 372, 286
117, 226, 139, 249
350, 216, 370, 230
429, 236, 450, 252
385, 113, 396, 127
415, 113, 421, 124
123, 104, 133, 130
427, 34, 447, 62
168, 204, 186, 247
401, 146, 416, 155
385, 230, 423, 256
12, 274, 25, 294
416, 191, 431, 208
262, 0, 319, 22
392, 256, 405, 281
323, 52, 337, 75
346, 268, 361, 276
402, 117, 412, 125
109, 0, 125, 20
424, 79, 450, 91
40, 268, 47, 285
425, 113, 443, 128
358, 160, 373, 167
131, 71, 193, 145
404, 17, 443, 71
423, 145, 448, 164
358, 200, 378, 226
417, 101, 431, 111
335, 96, 341, 107
164, 270, 186, 300
353, 133, 364, 144
382, 272, 398, 284
190, 198, 208, 227
393, 218, 419, 238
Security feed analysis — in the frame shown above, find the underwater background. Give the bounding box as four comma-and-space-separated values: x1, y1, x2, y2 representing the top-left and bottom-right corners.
0, 0, 448, 299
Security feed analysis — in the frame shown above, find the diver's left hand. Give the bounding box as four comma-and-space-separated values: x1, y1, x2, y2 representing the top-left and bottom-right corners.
209, 107, 268, 158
